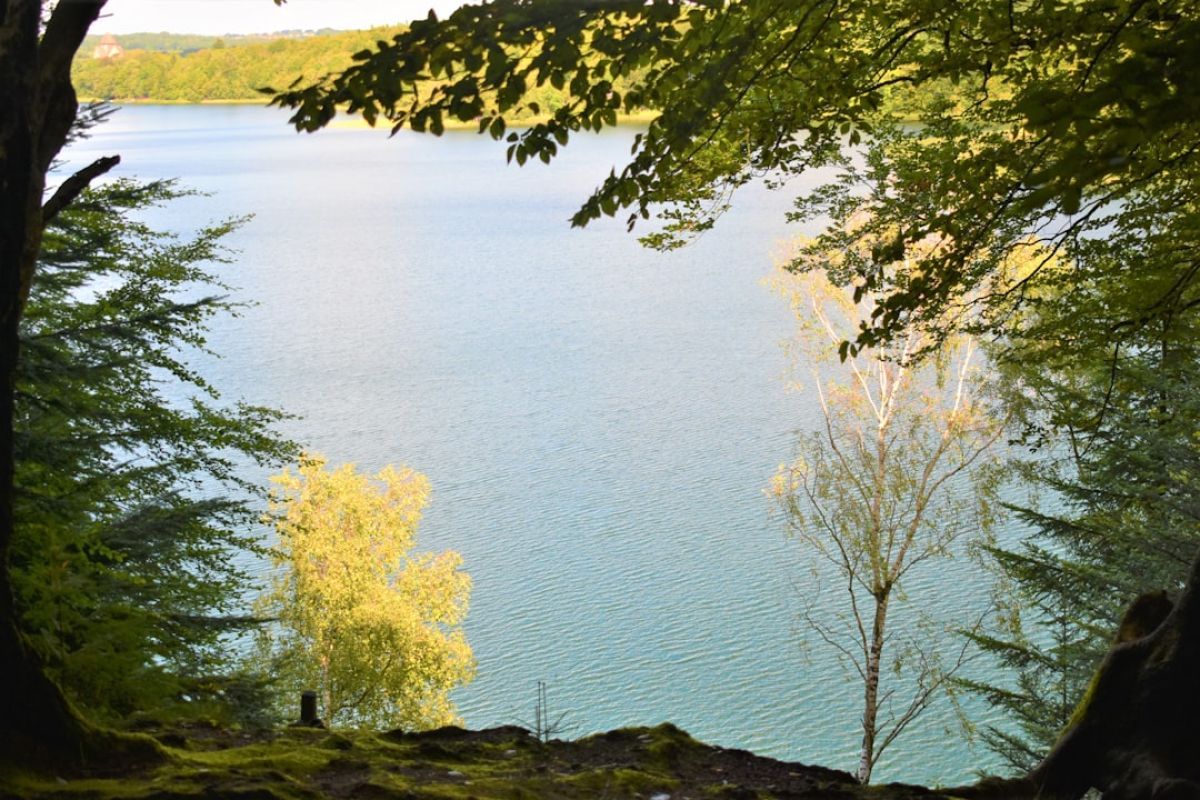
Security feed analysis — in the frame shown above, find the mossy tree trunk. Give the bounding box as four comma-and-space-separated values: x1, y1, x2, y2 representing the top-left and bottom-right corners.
957, 549, 1200, 799
0, 0, 116, 762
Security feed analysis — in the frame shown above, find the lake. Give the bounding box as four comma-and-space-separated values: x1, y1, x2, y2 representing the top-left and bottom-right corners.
62, 104, 1015, 785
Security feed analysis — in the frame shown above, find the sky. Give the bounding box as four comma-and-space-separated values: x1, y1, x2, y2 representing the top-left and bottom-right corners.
89, 0, 468, 35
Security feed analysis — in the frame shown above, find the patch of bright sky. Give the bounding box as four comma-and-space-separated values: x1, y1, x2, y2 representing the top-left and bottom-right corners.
91, 1, 468, 35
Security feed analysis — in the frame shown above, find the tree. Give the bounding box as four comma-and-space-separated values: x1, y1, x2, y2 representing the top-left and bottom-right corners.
958, 225, 1200, 772
959, 592, 1093, 776
1, 0, 124, 756
256, 454, 474, 730
780, 128, 1200, 793
0, 0, 291, 757
14, 176, 295, 720
770, 264, 1002, 784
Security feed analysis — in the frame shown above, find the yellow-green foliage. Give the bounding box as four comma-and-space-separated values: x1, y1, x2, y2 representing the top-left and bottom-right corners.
256, 454, 474, 730
72, 28, 407, 102
72, 27, 591, 114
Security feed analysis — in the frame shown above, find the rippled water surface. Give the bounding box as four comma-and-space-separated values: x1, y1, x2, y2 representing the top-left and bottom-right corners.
63, 104, 1017, 784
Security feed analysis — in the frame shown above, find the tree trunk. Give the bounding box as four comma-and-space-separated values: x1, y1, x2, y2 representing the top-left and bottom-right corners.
0, 583, 89, 760
0, 0, 143, 765
858, 592, 889, 784
955, 549, 1200, 799
322, 655, 334, 726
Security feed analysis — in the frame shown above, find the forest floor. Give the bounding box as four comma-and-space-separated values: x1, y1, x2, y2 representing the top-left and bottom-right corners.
1, 721, 950, 800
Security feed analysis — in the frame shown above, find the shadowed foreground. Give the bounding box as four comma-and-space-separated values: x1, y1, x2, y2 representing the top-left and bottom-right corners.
2, 722, 944, 800
951, 571, 1200, 799
13, 558, 1200, 800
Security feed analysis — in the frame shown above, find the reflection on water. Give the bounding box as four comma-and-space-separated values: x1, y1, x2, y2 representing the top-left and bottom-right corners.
62, 104, 1015, 784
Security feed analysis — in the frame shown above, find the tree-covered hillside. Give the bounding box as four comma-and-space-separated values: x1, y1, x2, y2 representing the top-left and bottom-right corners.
72, 28, 407, 103
79, 31, 341, 55
73, 26, 625, 118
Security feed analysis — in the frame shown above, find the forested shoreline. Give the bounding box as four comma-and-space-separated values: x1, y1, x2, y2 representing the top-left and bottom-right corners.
73, 28, 606, 117
73, 28, 409, 103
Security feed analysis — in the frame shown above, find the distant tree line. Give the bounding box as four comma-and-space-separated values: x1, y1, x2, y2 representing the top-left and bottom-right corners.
73, 28, 407, 103
80, 31, 344, 56
73, 26, 592, 115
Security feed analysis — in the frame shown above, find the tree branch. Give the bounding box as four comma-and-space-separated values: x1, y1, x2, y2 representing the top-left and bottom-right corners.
41, 155, 119, 224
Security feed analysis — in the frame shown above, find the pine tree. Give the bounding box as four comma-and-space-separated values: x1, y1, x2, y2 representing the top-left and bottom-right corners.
13, 176, 296, 721
959, 218, 1200, 773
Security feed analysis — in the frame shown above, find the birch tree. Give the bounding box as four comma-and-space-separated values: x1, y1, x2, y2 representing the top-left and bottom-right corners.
770, 263, 1004, 784
257, 454, 474, 729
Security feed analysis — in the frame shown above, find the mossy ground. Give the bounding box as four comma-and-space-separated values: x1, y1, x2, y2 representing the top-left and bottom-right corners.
1, 722, 947, 800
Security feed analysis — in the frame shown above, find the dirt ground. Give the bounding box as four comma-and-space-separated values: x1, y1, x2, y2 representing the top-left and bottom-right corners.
2, 721, 949, 800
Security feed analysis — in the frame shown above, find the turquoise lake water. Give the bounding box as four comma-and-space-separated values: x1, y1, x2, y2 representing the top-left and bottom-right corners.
61, 104, 1019, 785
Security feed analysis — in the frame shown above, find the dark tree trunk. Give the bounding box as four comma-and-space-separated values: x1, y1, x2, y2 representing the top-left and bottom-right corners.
956, 550, 1200, 800
0, 0, 138, 764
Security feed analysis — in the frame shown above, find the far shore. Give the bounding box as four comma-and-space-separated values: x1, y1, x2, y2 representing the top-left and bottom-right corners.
79, 97, 271, 105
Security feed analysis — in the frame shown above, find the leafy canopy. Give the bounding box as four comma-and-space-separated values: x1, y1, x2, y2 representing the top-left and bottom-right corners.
272, 0, 1200, 351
